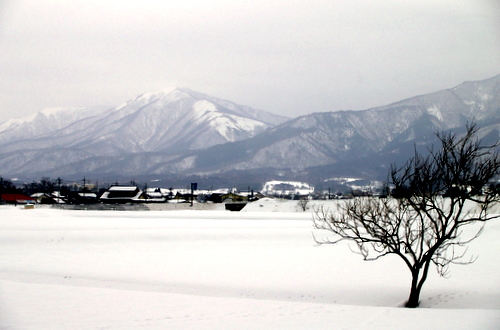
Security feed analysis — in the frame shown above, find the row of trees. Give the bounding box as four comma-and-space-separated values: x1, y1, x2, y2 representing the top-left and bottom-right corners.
0, 177, 82, 196
0, 177, 18, 193
0, 177, 138, 197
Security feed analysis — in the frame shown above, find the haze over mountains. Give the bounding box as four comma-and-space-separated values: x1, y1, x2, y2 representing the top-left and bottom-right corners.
0, 75, 499, 188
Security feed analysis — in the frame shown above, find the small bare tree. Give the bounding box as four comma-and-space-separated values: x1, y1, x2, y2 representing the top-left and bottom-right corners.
298, 197, 309, 211
313, 123, 500, 307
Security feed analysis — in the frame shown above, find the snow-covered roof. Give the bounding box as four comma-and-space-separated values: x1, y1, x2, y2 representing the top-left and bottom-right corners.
108, 186, 138, 192
78, 193, 97, 198
31, 193, 48, 198
146, 192, 163, 198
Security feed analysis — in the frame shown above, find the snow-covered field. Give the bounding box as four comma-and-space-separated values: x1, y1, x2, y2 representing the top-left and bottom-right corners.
1, 199, 499, 329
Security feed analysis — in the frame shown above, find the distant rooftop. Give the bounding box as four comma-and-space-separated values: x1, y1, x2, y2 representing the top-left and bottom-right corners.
108, 186, 138, 192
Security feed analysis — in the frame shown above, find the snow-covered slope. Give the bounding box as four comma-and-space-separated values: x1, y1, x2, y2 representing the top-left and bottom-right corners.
176, 74, 500, 176
0, 106, 108, 144
0, 88, 288, 162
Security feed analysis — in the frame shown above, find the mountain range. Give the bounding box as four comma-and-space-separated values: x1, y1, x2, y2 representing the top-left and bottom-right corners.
1, 75, 499, 189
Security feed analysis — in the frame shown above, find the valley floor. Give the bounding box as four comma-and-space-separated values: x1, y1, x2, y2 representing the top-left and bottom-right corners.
0, 201, 499, 329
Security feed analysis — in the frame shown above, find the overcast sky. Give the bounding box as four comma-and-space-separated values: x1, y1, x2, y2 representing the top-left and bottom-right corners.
0, 0, 499, 123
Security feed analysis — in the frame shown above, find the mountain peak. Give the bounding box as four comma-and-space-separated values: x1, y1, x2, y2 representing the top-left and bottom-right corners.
0, 88, 289, 176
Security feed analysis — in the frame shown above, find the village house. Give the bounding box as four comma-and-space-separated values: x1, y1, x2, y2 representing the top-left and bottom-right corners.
99, 185, 142, 204
67, 191, 99, 204
30, 192, 57, 204
139, 188, 167, 203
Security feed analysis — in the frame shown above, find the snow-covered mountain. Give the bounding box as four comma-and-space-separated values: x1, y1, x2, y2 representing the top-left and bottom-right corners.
158, 74, 500, 179
105, 75, 495, 182
0, 75, 498, 184
0, 106, 108, 145
0, 88, 288, 176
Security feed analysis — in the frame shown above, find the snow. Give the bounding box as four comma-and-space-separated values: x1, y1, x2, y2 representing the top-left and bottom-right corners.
427, 105, 443, 121
108, 186, 139, 192
209, 114, 266, 141
0, 203, 499, 329
262, 180, 315, 195
134, 89, 176, 105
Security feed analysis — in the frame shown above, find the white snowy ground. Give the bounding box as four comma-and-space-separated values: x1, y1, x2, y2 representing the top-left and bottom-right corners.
0, 199, 499, 329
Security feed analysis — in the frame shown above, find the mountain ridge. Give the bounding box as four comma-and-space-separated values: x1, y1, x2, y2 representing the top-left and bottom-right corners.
0, 88, 288, 156
0, 75, 499, 186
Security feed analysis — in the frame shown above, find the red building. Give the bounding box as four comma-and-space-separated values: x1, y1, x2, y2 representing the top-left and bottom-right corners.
0, 194, 36, 205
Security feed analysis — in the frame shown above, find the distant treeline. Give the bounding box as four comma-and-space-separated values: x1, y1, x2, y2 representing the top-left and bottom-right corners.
0, 177, 101, 196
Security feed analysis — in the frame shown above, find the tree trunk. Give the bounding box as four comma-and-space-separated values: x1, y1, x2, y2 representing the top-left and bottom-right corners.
405, 282, 422, 308
405, 261, 431, 308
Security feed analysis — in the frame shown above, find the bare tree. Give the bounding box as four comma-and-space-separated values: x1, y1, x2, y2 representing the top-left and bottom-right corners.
313, 123, 500, 307
298, 197, 309, 211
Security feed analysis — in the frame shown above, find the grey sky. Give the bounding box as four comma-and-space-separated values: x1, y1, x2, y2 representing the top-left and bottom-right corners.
1, 0, 499, 123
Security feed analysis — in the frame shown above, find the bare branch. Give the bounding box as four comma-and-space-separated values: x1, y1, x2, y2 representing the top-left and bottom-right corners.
313, 122, 500, 308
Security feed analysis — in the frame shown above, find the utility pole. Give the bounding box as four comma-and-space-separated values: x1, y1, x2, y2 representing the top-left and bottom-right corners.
190, 182, 197, 207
